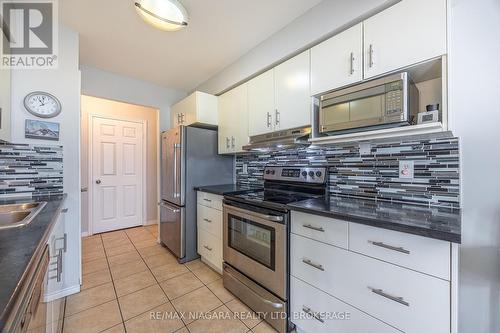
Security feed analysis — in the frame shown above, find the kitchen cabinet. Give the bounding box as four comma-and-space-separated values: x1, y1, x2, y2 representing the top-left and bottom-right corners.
311, 23, 363, 95
363, 0, 446, 79
45, 208, 67, 299
171, 91, 218, 127
290, 211, 454, 333
248, 69, 275, 136
218, 83, 248, 154
197, 192, 223, 273
0, 66, 11, 142
274, 50, 311, 131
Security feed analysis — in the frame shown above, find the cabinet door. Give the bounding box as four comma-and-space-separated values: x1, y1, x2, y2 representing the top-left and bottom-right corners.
275, 50, 311, 131
248, 69, 275, 136
218, 84, 248, 154
311, 23, 363, 95
363, 0, 446, 79
171, 93, 195, 127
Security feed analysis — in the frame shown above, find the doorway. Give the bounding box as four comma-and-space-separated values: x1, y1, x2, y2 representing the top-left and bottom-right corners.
81, 95, 160, 236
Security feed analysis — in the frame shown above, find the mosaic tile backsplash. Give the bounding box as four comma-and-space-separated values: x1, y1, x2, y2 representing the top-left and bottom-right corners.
236, 133, 460, 208
0, 143, 63, 198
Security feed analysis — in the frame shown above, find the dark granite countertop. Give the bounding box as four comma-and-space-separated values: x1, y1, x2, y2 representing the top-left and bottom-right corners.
0, 194, 67, 330
194, 184, 261, 196
288, 196, 461, 243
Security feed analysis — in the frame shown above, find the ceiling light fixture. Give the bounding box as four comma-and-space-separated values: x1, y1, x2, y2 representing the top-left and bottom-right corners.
134, 0, 188, 32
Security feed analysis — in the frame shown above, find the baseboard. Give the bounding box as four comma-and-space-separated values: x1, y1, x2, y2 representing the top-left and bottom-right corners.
144, 219, 158, 226
81, 231, 89, 238
44, 284, 80, 302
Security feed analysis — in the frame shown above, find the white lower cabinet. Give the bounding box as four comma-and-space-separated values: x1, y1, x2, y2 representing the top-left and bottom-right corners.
197, 193, 224, 273
291, 277, 399, 333
290, 212, 453, 333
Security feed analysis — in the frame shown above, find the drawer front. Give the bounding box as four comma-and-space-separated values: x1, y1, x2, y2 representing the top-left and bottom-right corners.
291, 277, 399, 333
197, 229, 222, 271
349, 223, 451, 280
197, 191, 223, 210
197, 204, 222, 238
291, 234, 450, 333
291, 211, 348, 249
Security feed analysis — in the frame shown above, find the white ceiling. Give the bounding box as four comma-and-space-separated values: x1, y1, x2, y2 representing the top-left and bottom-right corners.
61, 0, 323, 92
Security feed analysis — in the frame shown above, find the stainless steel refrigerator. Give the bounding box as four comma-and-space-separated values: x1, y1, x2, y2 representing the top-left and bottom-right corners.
160, 125, 233, 263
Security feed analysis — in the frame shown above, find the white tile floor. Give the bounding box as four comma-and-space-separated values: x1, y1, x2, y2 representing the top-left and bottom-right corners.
67, 226, 279, 333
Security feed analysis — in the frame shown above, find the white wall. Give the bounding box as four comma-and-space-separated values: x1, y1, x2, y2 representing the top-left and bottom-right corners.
196, 0, 396, 95
80, 66, 186, 131
448, 0, 500, 332
10, 25, 81, 291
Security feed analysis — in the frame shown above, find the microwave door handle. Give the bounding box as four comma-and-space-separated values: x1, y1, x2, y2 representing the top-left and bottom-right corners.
223, 204, 283, 222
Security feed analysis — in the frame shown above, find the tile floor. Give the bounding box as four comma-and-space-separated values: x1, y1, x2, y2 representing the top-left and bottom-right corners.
65, 225, 278, 333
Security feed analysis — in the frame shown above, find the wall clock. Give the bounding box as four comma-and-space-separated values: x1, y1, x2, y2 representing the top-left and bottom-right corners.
23, 91, 62, 118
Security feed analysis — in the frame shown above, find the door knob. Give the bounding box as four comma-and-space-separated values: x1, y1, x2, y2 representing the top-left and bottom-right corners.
95, 179, 101, 184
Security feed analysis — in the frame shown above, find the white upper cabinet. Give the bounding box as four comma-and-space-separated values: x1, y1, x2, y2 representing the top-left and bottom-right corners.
274, 50, 311, 131
171, 91, 218, 127
363, 0, 447, 79
218, 84, 248, 154
248, 69, 275, 136
311, 23, 363, 95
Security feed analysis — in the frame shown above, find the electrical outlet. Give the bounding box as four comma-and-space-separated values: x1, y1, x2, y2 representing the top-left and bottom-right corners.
399, 160, 414, 179
359, 142, 371, 155
242, 163, 248, 174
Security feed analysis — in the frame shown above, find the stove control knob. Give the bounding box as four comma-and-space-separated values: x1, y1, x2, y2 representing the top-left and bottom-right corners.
316, 171, 323, 177
308, 171, 315, 178
270, 170, 275, 175
266, 170, 271, 174
301, 171, 308, 178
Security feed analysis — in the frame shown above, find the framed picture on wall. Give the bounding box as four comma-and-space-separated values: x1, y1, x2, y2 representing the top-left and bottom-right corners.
25, 119, 60, 141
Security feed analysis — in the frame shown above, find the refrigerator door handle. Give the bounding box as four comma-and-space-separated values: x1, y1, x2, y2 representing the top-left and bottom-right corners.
173, 143, 181, 198
158, 201, 180, 213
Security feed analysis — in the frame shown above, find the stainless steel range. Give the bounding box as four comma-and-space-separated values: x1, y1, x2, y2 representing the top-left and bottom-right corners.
223, 166, 327, 333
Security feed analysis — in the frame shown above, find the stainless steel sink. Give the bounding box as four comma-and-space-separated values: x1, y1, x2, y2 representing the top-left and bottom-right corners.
0, 202, 47, 230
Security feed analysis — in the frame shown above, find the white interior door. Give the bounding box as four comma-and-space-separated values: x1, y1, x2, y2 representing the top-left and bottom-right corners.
92, 116, 144, 234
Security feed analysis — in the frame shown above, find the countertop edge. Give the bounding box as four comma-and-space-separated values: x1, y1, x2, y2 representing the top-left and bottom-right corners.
0, 194, 67, 331
287, 203, 461, 244
194, 185, 261, 196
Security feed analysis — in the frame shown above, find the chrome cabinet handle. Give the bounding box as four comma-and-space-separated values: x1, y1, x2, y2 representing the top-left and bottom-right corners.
275, 109, 280, 126
226, 137, 230, 149
369, 287, 409, 307
203, 198, 212, 202
350, 52, 355, 75
302, 306, 324, 323
302, 224, 325, 232
266, 112, 272, 128
369, 241, 410, 255
302, 258, 324, 271
203, 218, 212, 223
231, 136, 235, 149
369, 44, 374, 68
203, 245, 213, 251
55, 233, 67, 252
177, 113, 181, 124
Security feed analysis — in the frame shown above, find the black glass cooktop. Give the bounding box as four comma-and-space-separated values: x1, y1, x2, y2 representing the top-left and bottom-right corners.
227, 189, 322, 210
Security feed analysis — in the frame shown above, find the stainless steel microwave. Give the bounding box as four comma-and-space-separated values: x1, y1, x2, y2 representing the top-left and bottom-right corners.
318, 72, 419, 134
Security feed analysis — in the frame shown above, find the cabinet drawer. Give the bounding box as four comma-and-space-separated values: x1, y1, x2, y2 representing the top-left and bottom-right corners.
349, 223, 450, 280
197, 204, 222, 238
197, 192, 223, 210
291, 276, 399, 333
291, 211, 348, 249
291, 234, 450, 333
197, 229, 222, 271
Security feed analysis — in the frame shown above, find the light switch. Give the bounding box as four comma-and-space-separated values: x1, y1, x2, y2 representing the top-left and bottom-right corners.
399, 160, 414, 179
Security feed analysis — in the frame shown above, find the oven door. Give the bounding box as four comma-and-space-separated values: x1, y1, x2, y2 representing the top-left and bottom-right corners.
223, 202, 287, 299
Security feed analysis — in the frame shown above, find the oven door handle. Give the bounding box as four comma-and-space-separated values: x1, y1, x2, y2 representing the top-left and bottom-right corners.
223, 204, 284, 222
